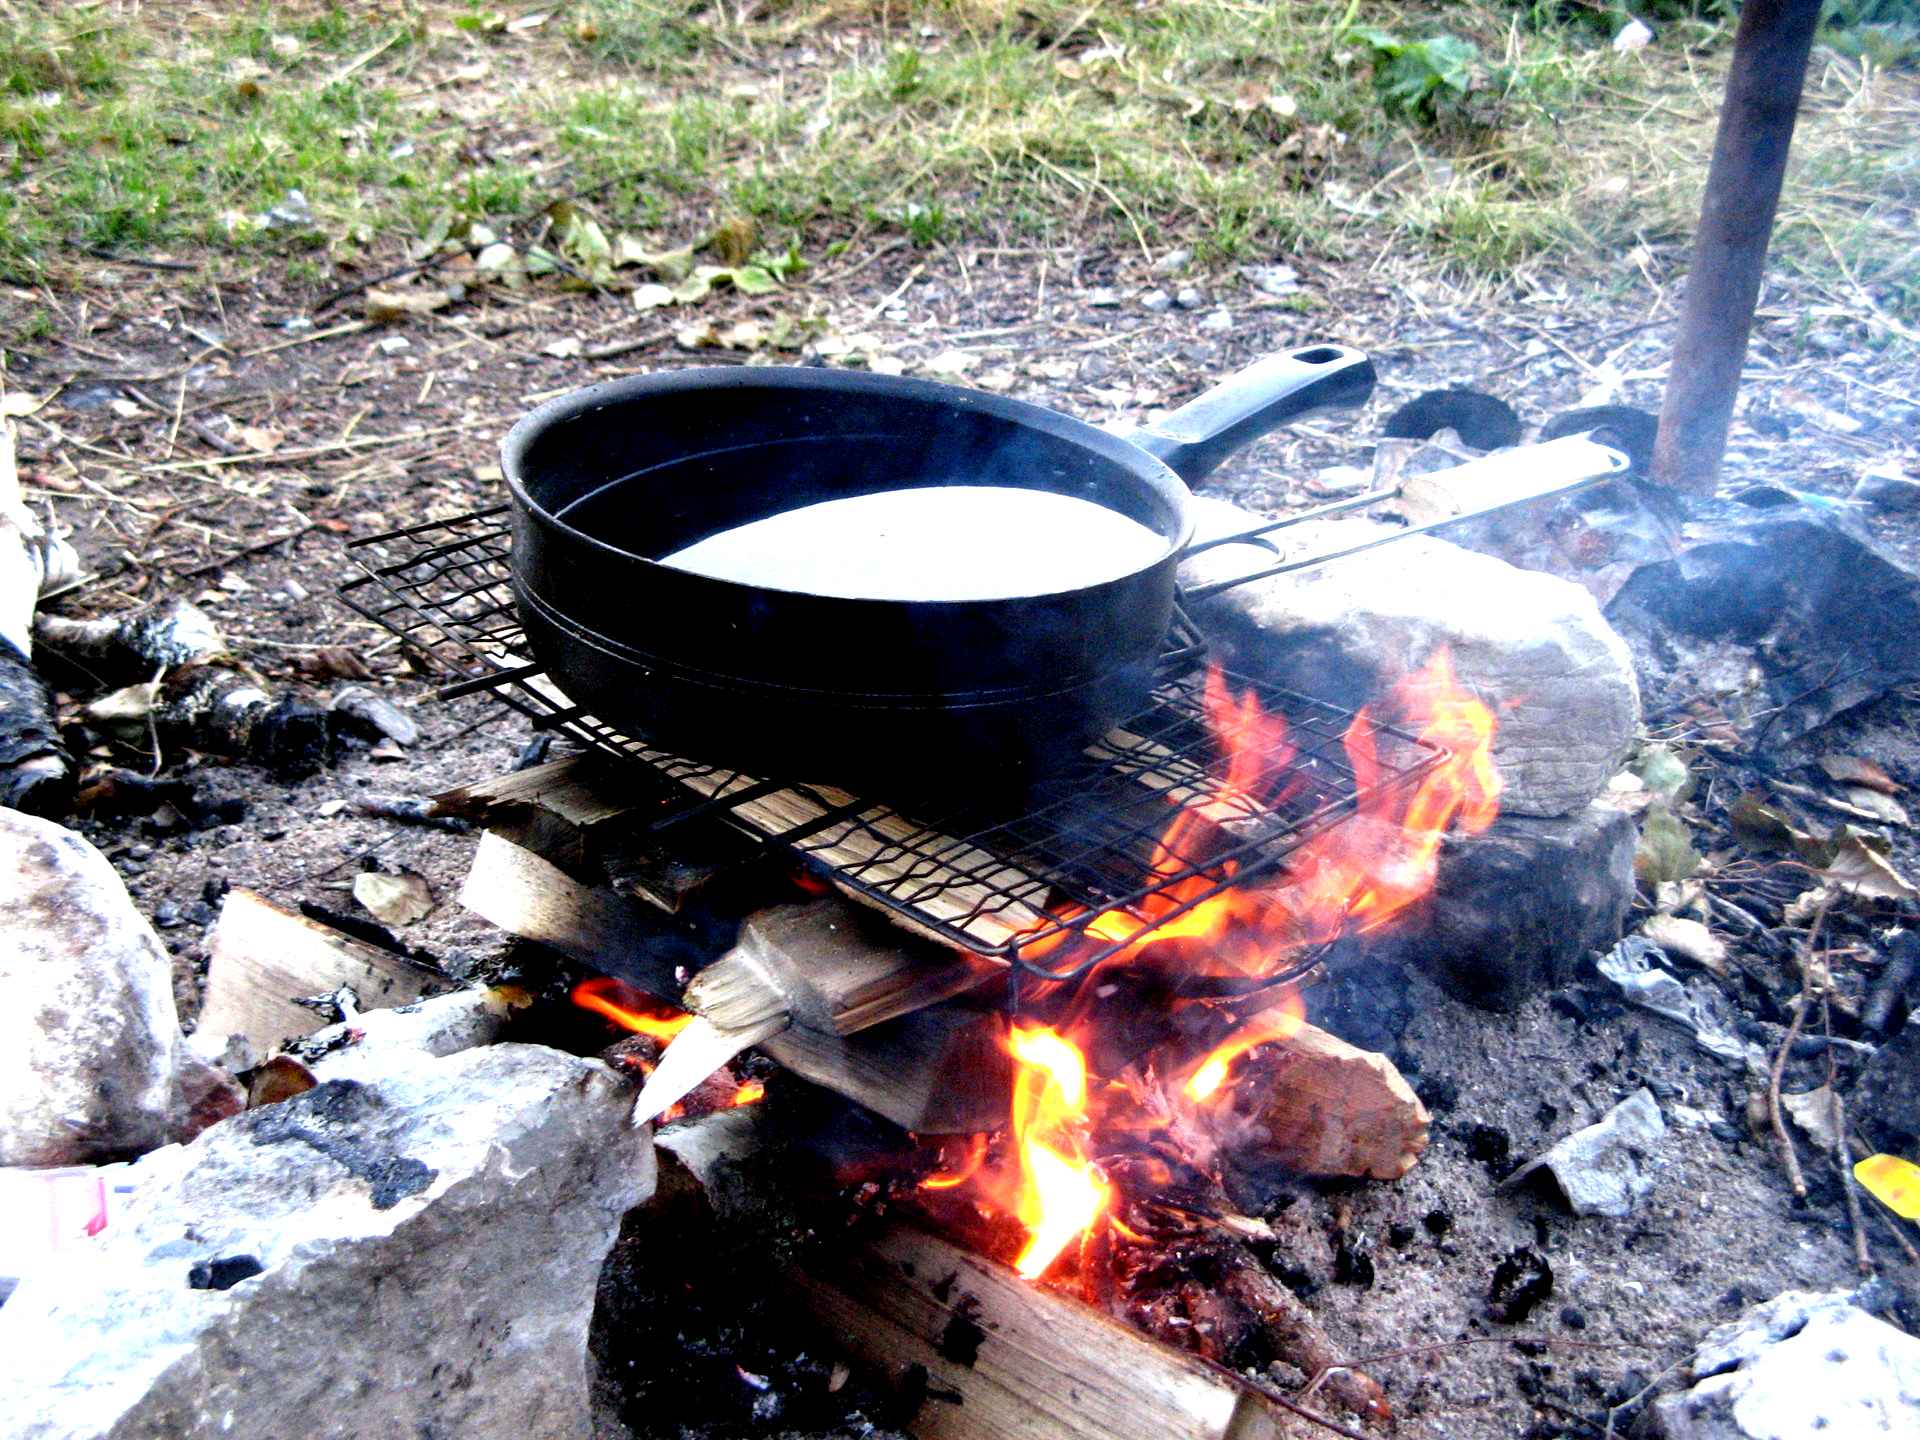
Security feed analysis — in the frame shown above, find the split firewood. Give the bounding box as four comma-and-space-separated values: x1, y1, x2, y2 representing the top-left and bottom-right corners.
794, 1218, 1332, 1440
0, 409, 81, 813
634, 898, 1003, 1123
195, 888, 451, 1062
436, 754, 754, 912
1161, 1019, 1429, 1182
460, 830, 1009, 1133
36, 598, 333, 776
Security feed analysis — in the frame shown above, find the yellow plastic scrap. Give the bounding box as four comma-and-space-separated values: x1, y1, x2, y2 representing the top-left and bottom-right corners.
1854, 1154, 1920, 1219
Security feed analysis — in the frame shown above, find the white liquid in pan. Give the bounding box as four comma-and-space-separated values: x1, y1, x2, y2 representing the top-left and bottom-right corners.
657, 486, 1170, 601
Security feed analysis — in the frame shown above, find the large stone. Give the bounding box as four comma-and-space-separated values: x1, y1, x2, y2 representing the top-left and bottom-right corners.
0, 807, 182, 1165
1182, 500, 1640, 818
1648, 1289, 1920, 1438
0, 1043, 655, 1440
1363, 804, 1636, 1010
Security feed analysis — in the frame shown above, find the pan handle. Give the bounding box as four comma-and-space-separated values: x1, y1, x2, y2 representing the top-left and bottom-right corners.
1125, 343, 1375, 486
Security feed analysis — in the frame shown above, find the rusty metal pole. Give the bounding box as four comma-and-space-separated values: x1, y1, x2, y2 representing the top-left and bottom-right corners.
1652, 0, 1824, 495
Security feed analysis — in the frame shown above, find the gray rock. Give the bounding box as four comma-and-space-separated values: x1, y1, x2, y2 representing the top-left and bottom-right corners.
1182, 500, 1641, 818
1367, 804, 1636, 1011
1506, 1088, 1666, 1217
1648, 1289, 1920, 1438
1150, 247, 1192, 276
1174, 285, 1205, 310
0, 1043, 654, 1440
1139, 288, 1173, 314
1198, 308, 1233, 335
1852, 462, 1920, 511
1085, 286, 1122, 308
1238, 263, 1299, 295
330, 685, 420, 746
0, 808, 182, 1165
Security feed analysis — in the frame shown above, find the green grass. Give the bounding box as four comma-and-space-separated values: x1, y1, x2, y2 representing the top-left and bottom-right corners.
0, 0, 1914, 325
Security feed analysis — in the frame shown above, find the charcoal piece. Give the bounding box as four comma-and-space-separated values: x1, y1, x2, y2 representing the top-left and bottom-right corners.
1465, 1123, 1512, 1172
1365, 805, 1636, 1012
1488, 1247, 1554, 1323
1333, 1233, 1375, 1287
1852, 1016, 1920, 1156
1541, 406, 1657, 475
1606, 508, 1920, 749
1382, 388, 1522, 451
0, 644, 71, 815
187, 1254, 263, 1291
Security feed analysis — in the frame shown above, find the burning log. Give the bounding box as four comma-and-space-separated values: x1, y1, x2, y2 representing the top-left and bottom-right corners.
1157, 1017, 1429, 1182
36, 598, 332, 776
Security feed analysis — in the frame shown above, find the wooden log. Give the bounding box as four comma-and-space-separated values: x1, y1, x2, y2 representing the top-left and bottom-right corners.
457, 830, 693, 998
1652, 0, 1824, 494
1172, 1019, 1428, 1182
793, 1220, 1322, 1440
196, 888, 450, 1058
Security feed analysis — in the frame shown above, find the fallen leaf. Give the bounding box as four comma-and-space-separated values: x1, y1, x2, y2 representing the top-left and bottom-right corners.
718, 319, 765, 350
237, 424, 283, 453
364, 287, 451, 323
614, 237, 695, 280
1819, 754, 1900, 794
454, 9, 507, 34
1844, 787, 1909, 825
1781, 1086, 1841, 1152
1856, 1153, 1920, 1219
0, 390, 50, 418
1635, 803, 1700, 887
542, 336, 583, 358
1729, 793, 1822, 862
675, 321, 719, 350
632, 283, 674, 310
473, 241, 520, 274
1819, 826, 1917, 903
352, 869, 433, 926
506, 10, 549, 32
108, 397, 143, 419
1630, 743, 1693, 802
1640, 914, 1727, 976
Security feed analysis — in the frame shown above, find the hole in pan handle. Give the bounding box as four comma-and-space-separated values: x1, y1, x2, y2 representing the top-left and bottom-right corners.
1178, 432, 1632, 601
1123, 343, 1377, 486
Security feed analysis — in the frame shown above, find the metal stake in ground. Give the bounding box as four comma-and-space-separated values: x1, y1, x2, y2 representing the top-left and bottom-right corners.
1652, 0, 1823, 496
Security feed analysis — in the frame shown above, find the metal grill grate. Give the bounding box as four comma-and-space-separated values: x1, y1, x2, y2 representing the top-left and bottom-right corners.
341, 509, 1443, 979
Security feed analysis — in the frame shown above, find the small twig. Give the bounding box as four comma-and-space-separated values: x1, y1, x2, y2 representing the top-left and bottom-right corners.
862, 263, 926, 323
76, 246, 198, 273
1821, 1001, 1873, 1276
244, 321, 370, 358
1768, 982, 1811, 1198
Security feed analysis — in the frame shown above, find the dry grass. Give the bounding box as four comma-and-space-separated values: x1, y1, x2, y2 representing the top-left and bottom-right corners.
0, 0, 1914, 335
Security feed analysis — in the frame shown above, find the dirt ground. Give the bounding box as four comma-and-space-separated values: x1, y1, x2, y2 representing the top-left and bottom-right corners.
7, 237, 1919, 1438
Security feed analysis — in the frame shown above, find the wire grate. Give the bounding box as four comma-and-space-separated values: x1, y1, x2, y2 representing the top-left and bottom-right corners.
341, 509, 1443, 978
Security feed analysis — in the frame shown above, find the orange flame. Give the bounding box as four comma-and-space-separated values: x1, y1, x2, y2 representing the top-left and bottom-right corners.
1008, 1025, 1109, 1279
572, 978, 696, 1042
947, 650, 1498, 1283
1182, 991, 1307, 1103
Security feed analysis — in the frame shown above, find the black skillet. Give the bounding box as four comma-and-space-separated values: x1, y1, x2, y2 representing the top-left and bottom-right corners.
502, 344, 1374, 800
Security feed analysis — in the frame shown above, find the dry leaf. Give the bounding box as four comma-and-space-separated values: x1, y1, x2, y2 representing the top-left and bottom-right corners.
237, 424, 284, 453
352, 870, 433, 926
922, 348, 979, 377
1641, 915, 1728, 976
364, 287, 451, 323
1819, 754, 1900, 794
542, 336, 583, 358
0, 391, 50, 419
1819, 827, 1917, 903
108, 397, 143, 419
1781, 1086, 1841, 1152
1844, 787, 1909, 825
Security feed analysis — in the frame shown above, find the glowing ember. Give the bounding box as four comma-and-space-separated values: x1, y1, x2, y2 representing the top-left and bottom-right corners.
730, 1078, 766, 1107
571, 977, 695, 1042
930, 649, 1500, 1285
1008, 1025, 1109, 1279
919, 1133, 987, 1191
